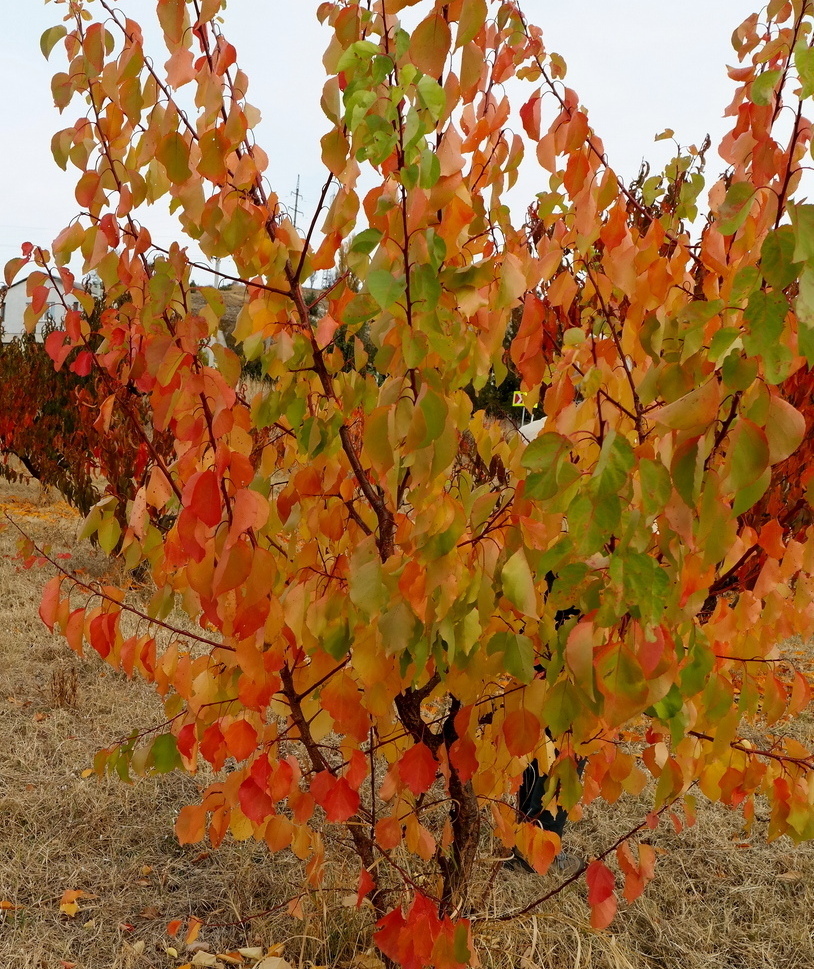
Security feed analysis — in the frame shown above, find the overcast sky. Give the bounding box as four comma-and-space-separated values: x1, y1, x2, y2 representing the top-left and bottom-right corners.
1, 1, 759, 280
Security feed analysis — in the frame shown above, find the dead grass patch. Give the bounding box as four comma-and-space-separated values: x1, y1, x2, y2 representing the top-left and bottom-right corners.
0, 477, 813, 968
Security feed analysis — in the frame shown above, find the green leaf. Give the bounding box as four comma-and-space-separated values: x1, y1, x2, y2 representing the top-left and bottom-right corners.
98, 514, 122, 555
789, 202, 814, 263
591, 431, 635, 498
150, 734, 181, 774
646, 683, 685, 722
342, 292, 379, 325
608, 550, 669, 625
750, 68, 780, 106
336, 39, 379, 75
717, 182, 754, 235
542, 679, 581, 736
418, 389, 447, 446
709, 327, 740, 364
568, 492, 620, 555
761, 342, 793, 385
349, 557, 388, 616
680, 637, 714, 696
416, 75, 446, 122
522, 431, 569, 471
639, 459, 671, 516
367, 269, 406, 310
157, 132, 191, 184
487, 632, 535, 683
730, 265, 761, 303
733, 466, 771, 516
418, 148, 441, 189
671, 437, 701, 507
456, 0, 487, 48
350, 228, 382, 255
323, 621, 351, 660
795, 46, 814, 99
760, 226, 798, 290
40, 25, 67, 60
522, 433, 581, 502
742, 290, 787, 357
454, 922, 472, 966
595, 645, 649, 725
501, 549, 537, 617
729, 418, 769, 492
722, 353, 758, 392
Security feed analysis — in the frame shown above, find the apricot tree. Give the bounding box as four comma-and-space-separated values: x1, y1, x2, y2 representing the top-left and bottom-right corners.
13, 0, 814, 965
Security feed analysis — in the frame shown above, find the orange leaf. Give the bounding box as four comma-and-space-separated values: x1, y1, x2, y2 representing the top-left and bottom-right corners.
39, 576, 62, 632
59, 889, 86, 917
502, 709, 541, 758
410, 12, 451, 77
223, 719, 258, 761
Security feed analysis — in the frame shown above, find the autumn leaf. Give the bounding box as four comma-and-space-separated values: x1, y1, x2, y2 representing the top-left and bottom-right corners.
397, 743, 438, 796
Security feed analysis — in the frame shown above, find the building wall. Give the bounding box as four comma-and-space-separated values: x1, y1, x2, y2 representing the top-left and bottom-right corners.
0, 277, 73, 341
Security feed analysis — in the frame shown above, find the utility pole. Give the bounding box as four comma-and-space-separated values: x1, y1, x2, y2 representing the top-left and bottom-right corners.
292, 175, 302, 231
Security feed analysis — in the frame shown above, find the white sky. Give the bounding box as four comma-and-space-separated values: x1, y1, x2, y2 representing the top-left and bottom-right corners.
1, 1, 759, 280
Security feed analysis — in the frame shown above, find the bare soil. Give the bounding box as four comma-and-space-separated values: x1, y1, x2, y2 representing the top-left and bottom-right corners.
0, 477, 812, 969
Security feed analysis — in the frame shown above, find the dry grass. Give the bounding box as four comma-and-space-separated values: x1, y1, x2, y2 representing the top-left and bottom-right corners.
0, 477, 813, 968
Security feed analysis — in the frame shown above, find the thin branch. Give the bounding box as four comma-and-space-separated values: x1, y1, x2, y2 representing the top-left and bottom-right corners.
4, 512, 228, 653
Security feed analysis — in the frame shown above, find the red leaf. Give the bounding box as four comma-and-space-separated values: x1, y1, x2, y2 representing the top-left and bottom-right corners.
586, 859, 615, 905
189, 470, 221, 527
374, 907, 407, 966
176, 723, 197, 760
310, 770, 334, 806
71, 351, 93, 376
88, 612, 116, 659
44, 330, 73, 371
398, 743, 438, 796
323, 777, 360, 822
200, 723, 227, 771
448, 735, 478, 783
356, 866, 375, 908
238, 776, 273, 823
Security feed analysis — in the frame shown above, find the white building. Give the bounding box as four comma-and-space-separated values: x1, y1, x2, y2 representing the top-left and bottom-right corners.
0, 274, 103, 342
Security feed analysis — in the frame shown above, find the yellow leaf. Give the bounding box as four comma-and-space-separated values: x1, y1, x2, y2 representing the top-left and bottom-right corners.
254, 958, 294, 969
59, 889, 86, 917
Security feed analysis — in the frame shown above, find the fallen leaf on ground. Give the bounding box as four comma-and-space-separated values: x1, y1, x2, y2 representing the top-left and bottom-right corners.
59, 889, 88, 917
191, 952, 220, 967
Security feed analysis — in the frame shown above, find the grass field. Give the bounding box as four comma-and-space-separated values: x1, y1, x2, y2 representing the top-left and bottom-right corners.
1, 477, 813, 969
